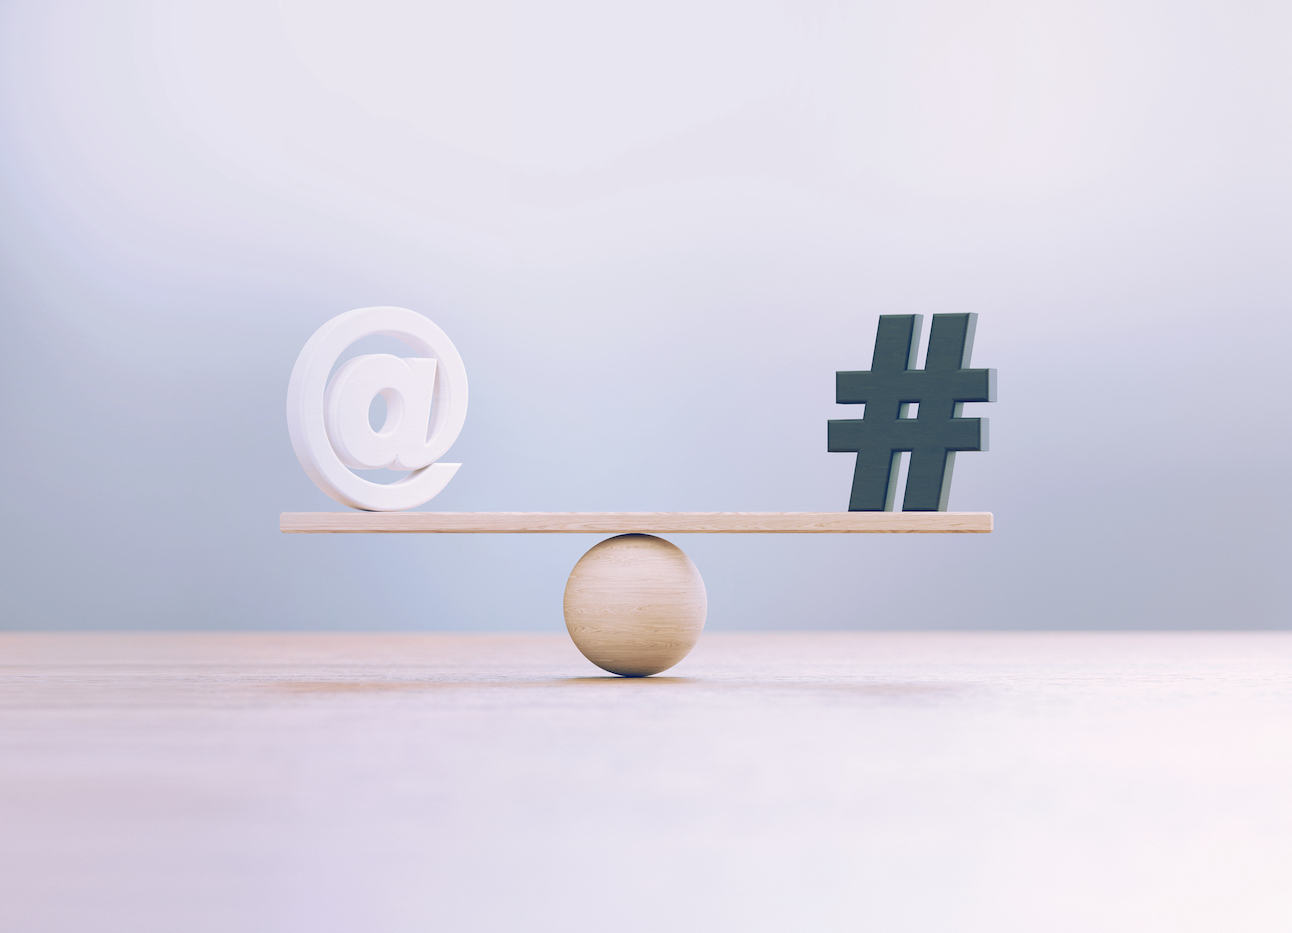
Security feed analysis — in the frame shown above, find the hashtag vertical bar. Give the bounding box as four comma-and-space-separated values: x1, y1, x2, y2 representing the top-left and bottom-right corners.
847, 448, 904, 512
903, 449, 956, 511
830, 315, 922, 511
871, 314, 922, 376
903, 314, 978, 511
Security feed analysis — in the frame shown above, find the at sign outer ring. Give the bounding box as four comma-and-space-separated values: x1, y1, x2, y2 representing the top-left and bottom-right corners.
286, 307, 467, 511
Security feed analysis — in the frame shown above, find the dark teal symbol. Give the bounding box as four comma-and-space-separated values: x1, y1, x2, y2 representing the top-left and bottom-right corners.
829, 313, 995, 511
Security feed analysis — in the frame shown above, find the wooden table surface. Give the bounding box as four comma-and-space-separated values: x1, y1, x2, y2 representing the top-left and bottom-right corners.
2, 632, 1290, 933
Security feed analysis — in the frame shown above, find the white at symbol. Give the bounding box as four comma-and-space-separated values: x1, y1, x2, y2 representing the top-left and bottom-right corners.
287, 306, 467, 512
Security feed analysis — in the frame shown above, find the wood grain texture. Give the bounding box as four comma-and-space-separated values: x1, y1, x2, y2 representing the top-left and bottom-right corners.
2, 633, 1290, 931
280, 510, 993, 533
563, 534, 706, 677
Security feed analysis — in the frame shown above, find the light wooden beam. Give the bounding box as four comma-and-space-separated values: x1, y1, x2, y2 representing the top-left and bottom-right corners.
280, 511, 993, 534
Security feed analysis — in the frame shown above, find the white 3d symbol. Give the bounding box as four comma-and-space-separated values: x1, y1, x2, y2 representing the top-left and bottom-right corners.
287, 307, 467, 511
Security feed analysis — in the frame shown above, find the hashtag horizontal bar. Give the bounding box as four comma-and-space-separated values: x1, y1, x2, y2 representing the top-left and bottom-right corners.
279, 511, 993, 534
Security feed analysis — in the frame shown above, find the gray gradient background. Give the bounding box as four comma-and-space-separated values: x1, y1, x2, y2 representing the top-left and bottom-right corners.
1, 0, 1288, 632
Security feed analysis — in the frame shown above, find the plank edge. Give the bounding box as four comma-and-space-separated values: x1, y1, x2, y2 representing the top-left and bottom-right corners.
279, 511, 994, 534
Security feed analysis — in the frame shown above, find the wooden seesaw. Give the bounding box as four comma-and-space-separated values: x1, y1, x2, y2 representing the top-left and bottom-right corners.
283, 308, 994, 677
280, 511, 992, 676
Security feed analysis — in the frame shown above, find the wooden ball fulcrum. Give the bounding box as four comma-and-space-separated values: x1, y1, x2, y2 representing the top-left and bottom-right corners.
563, 534, 707, 677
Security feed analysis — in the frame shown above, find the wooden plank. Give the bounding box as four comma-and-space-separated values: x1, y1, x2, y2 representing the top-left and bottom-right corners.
279, 511, 993, 534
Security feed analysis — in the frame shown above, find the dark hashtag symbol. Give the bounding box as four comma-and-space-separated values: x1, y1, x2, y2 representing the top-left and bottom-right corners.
828, 313, 996, 511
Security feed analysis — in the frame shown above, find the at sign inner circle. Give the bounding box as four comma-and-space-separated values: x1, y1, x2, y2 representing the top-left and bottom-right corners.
286, 306, 468, 511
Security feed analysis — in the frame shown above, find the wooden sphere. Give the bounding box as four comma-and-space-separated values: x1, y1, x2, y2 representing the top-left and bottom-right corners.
563, 534, 707, 677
